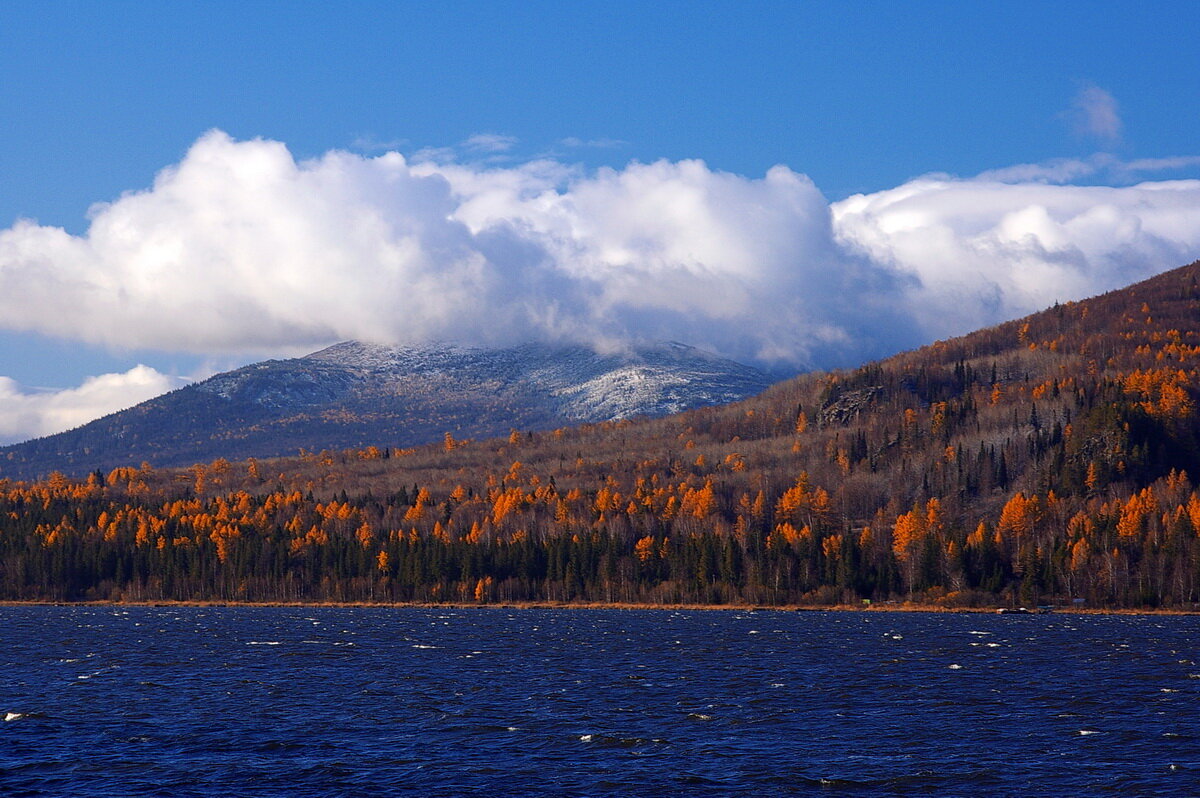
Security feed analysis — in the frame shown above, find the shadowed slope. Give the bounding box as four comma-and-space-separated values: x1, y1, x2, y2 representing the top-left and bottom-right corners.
0, 341, 773, 479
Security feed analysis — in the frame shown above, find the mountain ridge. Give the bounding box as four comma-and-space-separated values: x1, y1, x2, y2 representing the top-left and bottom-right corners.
3, 261, 1200, 608
0, 340, 775, 479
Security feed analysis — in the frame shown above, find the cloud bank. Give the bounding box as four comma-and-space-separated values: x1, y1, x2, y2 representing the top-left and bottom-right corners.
1, 131, 1199, 433
0, 130, 919, 367
0, 366, 179, 445
833, 178, 1200, 340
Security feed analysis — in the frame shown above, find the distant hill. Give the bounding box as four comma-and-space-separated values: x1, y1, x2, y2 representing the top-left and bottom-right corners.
0, 341, 774, 479
4, 261, 1200, 609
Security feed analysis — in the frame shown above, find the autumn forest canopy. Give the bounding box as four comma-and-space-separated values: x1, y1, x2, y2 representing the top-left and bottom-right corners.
5, 261, 1200, 609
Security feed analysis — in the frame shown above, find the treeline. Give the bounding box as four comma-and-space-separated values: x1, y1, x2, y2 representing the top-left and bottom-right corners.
2, 262, 1200, 608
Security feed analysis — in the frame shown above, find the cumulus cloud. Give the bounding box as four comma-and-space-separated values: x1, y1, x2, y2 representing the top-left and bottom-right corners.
1, 129, 1199, 391
1063, 84, 1122, 144
0, 366, 180, 445
0, 131, 914, 368
832, 177, 1200, 340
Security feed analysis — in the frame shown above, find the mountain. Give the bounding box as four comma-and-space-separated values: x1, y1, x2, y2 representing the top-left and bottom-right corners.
5, 261, 1200, 608
0, 340, 775, 479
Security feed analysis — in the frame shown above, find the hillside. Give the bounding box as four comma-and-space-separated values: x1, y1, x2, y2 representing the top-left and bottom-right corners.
0, 340, 773, 480
3, 261, 1200, 608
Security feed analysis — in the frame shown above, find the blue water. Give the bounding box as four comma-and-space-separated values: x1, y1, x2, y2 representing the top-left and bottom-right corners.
2, 607, 1199, 796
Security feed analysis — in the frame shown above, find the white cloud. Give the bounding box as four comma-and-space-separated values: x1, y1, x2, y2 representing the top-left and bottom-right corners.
974, 153, 1200, 185
1123, 155, 1200, 174
560, 136, 627, 149
0, 129, 1199, 404
0, 131, 912, 368
463, 133, 518, 153
0, 366, 180, 445
974, 156, 1110, 185
832, 177, 1200, 339
1063, 84, 1122, 143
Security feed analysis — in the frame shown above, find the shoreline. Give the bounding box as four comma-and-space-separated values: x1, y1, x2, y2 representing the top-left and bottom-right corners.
0, 599, 1196, 615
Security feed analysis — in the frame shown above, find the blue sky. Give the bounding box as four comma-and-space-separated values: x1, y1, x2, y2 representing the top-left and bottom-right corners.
1, 1, 1199, 442
7, 0, 1199, 230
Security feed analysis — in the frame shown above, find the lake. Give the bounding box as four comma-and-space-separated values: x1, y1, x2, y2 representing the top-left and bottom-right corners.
2, 607, 1198, 795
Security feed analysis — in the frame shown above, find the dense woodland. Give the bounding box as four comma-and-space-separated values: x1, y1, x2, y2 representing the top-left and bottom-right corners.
4, 262, 1200, 608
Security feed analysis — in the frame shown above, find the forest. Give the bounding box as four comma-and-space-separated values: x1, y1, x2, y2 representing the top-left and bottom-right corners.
3, 261, 1200, 608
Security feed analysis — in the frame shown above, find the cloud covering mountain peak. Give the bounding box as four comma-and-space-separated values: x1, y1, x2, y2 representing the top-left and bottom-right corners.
2, 130, 1199, 375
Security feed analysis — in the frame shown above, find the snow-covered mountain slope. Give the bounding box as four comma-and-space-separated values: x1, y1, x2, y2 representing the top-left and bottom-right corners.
0, 341, 776, 478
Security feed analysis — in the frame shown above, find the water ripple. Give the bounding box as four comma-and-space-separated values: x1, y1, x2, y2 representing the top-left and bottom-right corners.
2, 607, 1199, 796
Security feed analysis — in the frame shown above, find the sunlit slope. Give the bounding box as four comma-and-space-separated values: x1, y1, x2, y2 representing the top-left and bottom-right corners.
4, 261, 1200, 607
